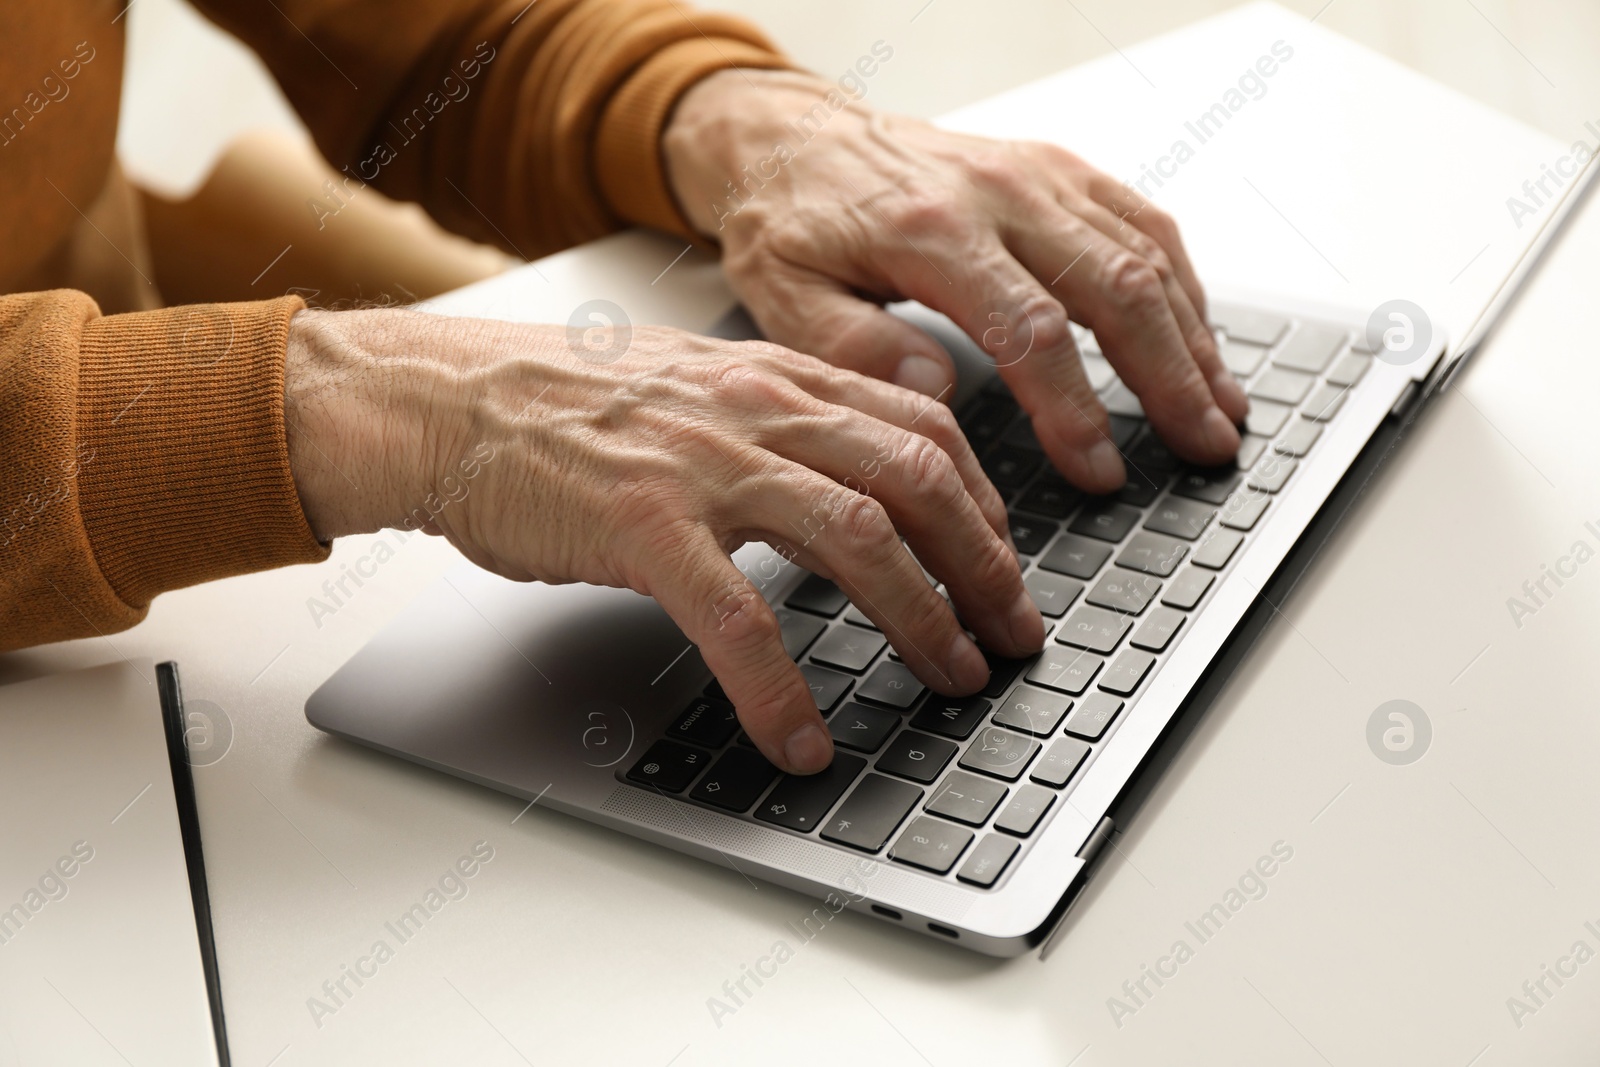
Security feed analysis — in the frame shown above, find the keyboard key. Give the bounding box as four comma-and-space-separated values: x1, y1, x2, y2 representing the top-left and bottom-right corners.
1116, 465, 1166, 507
627, 741, 712, 793
1325, 353, 1371, 388
787, 574, 848, 617
1219, 490, 1271, 531
981, 445, 1042, 491
1070, 500, 1142, 543
1212, 304, 1289, 347
1303, 383, 1348, 421
1236, 434, 1271, 470
1249, 367, 1315, 405
993, 685, 1073, 736
1347, 330, 1381, 355
876, 731, 958, 783
1275, 418, 1323, 457
1244, 399, 1292, 438
820, 773, 923, 852
1015, 477, 1084, 520
1099, 654, 1152, 705
690, 748, 779, 812
960, 397, 1018, 453
1039, 533, 1113, 580
809, 627, 888, 673
755, 753, 867, 831
1116, 531, 1188, 577
1023, 569, 1083, 618
911, 695, 991, 740
1086, 568, 1161, 614
890, 816, 974, 874
855, 661, 925, 709
1145, 496, 1216, 541
957, 834, 1021, 887
842, 604, 879, 630
1172, 468, 1242, 506
1025, 648, 1104, 695
926, 771, 1009, 827
1066, 691, 1127, 738
1131, 606, 1185, 652
1221, 338, 1268, 377
959, 727, 1042, 781
667, 698, 740, 749
1160, 568, 1215, 610
775, 608, 827, 659
828, 702, 901, 753
981, 652, 1027, 699
1274, 322, 1345, 373
1031, 737, 1092, 787
995, 783, 1056, 836
1192, 528, 1244, 570
1008, 515, 1059, 556
1055, 605, 1133, 654
1248, 454, 1297, 493
800, 664, 854, 712
1127, 431, 1180, 471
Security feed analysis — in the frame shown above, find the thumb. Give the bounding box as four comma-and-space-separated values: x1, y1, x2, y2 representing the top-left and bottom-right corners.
739, 263, 957, 398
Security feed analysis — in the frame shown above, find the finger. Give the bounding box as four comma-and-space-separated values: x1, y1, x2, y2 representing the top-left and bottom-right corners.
1083, 173, 1209, 324
648, 531, 832, 775
1060, 192, 1247, 423
1000, 204, 1241, 466
764, 406, 1041, 658
801, 221, 1127, 493
740, 471, 992, 696
733, 258, 959, 399
752, 348, 1013, 552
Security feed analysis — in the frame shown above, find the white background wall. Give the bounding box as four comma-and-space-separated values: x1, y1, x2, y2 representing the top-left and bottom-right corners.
119, 0, 1600, 201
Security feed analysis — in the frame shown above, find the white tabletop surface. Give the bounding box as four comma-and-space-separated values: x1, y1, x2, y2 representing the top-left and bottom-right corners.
8, 5, 1600, 1064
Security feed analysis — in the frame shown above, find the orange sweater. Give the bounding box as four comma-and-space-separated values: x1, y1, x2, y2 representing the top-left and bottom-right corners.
0, 0, 787, 651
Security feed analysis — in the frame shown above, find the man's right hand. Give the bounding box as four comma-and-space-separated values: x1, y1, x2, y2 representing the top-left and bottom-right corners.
283, 308, 1044, 775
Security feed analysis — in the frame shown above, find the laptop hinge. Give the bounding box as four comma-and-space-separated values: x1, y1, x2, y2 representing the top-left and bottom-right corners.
1037, 815, 1116, 961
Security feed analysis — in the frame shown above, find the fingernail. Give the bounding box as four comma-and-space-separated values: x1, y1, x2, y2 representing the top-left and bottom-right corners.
1202, 406, 1241, 456
1087, 438, 1125, 488
783, 723, 833, 774
1007, 589, 1044, 652
946, 631, 990, 692
893, 355, 950, 397
1211, 370, 1250, 420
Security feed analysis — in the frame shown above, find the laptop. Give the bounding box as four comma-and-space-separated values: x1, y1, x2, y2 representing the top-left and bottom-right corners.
306, 160, 1597, 958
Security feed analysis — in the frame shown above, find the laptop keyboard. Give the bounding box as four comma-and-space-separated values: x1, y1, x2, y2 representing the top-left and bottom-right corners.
624, 306, 1373, 891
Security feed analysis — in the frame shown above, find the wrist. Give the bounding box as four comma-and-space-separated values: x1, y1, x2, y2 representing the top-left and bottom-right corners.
283, 308, 460, 541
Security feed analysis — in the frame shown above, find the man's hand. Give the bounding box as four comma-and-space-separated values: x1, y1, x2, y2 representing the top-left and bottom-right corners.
663, 69, 1249, 493
284, 308, 1043, 775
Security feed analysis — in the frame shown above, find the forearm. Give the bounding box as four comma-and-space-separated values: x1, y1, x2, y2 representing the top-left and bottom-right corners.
194, 0, 794, 258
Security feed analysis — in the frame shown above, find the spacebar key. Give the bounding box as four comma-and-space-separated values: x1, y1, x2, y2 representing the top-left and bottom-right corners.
755, 754, 867, 832
820, 774, 923, 852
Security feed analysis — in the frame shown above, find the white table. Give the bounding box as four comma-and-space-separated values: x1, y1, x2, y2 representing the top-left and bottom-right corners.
10, 5, 1600, 1064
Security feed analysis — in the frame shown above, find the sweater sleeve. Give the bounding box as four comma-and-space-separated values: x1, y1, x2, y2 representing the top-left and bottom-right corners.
190, 0, 794, 258
0, 291, 328, 653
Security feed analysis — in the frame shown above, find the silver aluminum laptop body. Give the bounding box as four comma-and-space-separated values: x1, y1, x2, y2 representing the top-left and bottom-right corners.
305, 159, 1595, 958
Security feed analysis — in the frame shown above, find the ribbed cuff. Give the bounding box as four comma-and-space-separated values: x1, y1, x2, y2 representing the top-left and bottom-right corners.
595, 38, 794, 242
75, 296, 330, 607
